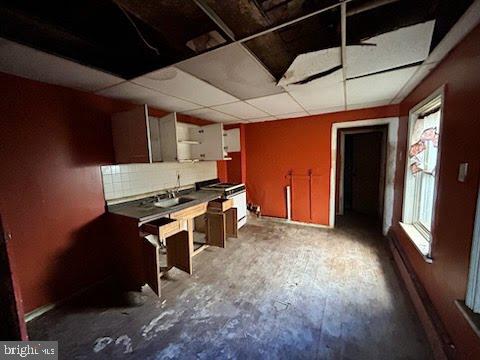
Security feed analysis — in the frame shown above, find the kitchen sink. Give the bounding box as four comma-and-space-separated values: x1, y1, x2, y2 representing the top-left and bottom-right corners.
154, 197, 194, 208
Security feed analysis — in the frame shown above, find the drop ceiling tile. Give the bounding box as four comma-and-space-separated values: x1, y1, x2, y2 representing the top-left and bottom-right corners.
211, 101, 269, 120
245, 93, 304, 115
287, 69, 345, 111
391, 62, 439, 103
132, 67, 238, 107
177, 43, 284, 100
346, 66, 420, 107
275, 112, 310, 120
246, 116, 277, 123
346, 21, 435, 78
278, 47, 341, 87
96, 82, 200, 112
182, 108, 240, 123
0, 38, 123, 91
346, 100, 391, 111
308, 105, 346, 115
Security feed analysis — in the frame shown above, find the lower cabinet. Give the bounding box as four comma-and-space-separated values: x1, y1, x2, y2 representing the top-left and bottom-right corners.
206, 207, 237, 248
140, 199, 238, 297
141, 218, 191, 297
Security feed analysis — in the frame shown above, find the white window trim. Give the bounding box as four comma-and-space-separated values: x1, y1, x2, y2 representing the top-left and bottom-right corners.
401, 85, 445, 261
466, 182, 480, 313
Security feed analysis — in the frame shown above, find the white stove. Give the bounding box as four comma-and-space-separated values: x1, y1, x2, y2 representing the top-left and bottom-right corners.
197, 179, 247, 228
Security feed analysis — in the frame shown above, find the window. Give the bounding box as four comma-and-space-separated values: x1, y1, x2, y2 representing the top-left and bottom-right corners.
466, 183, 480, 314
401, 89, 443, 259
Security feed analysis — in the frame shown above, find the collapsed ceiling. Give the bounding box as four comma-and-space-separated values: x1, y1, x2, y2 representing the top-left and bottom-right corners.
0, 0, 476, 121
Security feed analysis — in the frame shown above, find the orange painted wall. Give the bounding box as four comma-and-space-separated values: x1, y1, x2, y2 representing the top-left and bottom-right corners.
224, 124, 247, 184
244, 105, 400, 224
391, 24, 480, 359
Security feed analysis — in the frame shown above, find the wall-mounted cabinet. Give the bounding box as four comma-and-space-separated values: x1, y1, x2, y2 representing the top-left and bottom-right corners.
224, 128, 240, 152
111, 105, 231, 164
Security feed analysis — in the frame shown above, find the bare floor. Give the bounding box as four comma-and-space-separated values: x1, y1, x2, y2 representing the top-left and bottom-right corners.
28, 215, 432, 359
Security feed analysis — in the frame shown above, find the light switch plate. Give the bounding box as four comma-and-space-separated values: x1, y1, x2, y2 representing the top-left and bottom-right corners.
458, 163, 468, 182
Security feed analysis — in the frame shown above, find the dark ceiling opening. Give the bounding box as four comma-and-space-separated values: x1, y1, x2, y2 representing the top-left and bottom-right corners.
0, 0, 475, 81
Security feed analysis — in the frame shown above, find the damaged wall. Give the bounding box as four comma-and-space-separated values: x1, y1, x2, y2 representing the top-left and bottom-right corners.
391, 23, 480, 359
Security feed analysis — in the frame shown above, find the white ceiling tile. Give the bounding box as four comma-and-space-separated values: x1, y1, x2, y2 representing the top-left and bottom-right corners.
211, 101, 269, 119
346, 66, 420, 107
346, 100, 392, 111
245, 93, 304, 115
275, 112, 310, 120
0, 38, 123, 91
287, 69, 345, 111
390, 62, 439, 104
177, 43, 284, 100
346, 21, 435, 78
132, 67, 238, 107
246, 116, 277, 123
182, 108, 240, 123
308, 105, 346, 115
278, 47, 341, 87
96, 82, 201, 112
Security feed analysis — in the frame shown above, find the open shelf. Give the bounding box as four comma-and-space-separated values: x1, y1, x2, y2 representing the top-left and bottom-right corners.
178, 158, 200, 163
178, 140, 201, 145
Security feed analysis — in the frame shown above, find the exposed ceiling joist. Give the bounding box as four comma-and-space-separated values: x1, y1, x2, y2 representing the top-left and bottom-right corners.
346, 0, 402, 16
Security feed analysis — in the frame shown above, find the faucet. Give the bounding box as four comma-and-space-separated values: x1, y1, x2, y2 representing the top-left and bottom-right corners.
166, 189, 177, 199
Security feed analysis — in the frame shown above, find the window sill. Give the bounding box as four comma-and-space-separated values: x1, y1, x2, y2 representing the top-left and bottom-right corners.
455, 300, 480, 339
399, 222, 433, 263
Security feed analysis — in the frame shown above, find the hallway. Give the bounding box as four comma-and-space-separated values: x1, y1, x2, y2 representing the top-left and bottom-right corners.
28, 216, 432, 359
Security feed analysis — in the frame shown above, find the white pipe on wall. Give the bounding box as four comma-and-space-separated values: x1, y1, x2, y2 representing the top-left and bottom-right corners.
286, 185, 292, 220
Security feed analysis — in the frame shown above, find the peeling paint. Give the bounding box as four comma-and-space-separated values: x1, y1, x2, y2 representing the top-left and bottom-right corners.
93, 337, 113, 353
115, 335, 133, 354
141, 310, 175, 340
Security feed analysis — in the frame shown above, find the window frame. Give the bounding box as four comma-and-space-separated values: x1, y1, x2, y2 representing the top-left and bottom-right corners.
401, 86, 445, 261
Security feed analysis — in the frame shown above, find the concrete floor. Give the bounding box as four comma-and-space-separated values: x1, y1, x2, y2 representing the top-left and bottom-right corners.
28, 215, 432, 359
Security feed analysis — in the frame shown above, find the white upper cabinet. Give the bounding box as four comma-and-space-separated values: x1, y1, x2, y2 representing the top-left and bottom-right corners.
224, 128, 241, 152
111, 105, 230, 164
191, 123, 228, 161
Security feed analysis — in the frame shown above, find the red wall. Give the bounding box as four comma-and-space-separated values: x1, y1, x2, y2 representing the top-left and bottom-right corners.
391, 24, 480, 359
0, 72, 121, 312
0, 72, 213, 313
244, 105, 400, 224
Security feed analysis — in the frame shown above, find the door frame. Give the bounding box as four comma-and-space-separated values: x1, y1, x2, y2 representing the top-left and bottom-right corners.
337, 127, 387, 217
330, 117, 399, 234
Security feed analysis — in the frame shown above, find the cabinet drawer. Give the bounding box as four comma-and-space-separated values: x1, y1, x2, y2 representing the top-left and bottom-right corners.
141, 217, 180, 238
208, 198, 233, 212
170, 202, 207, 220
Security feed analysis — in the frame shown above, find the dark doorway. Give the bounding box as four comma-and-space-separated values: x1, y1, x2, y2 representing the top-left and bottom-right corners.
342, 127, 387, 223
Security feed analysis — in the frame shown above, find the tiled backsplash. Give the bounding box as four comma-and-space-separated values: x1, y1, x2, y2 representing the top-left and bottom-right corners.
101, 162, 217, 201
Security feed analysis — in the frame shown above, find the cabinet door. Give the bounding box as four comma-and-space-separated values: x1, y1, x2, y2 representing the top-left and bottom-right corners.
206, 212, 226, 248
142, 237, 161, 296
166, 230, 192, 274
111, 105, 150, 163
148, 117, 162, 162
225, 208, 238, 238
225, 128, 241, 152
159, 113, 178, 162
193, 123, 225, 160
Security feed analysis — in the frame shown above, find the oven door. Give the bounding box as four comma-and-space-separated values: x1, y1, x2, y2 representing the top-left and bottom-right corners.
227, 190, 247, 228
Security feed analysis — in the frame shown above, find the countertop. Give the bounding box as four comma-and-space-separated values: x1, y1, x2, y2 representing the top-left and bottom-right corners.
107, 189, 221, 223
